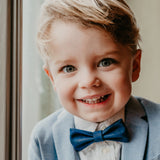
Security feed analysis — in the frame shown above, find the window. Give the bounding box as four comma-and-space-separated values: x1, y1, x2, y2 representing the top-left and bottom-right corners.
22, 1, 61, 160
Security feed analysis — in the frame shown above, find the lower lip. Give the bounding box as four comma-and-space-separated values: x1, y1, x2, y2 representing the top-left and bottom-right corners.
78, 94, 111, 107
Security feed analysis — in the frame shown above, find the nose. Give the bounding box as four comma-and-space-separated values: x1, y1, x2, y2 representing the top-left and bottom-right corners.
78, 71, 101, 89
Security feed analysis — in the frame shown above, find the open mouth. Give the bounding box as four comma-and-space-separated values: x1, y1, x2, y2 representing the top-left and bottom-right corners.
79, 94, 111, 104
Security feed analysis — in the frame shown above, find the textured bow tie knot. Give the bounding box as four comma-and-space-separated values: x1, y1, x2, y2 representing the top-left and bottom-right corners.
93, 130, 103, 142
70, 119, 129, 151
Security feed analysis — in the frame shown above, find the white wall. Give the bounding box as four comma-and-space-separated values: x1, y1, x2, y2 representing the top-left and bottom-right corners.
128, 0, 160, 103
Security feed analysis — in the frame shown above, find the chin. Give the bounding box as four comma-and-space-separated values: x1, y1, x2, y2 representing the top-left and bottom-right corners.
84, 115, 109, 123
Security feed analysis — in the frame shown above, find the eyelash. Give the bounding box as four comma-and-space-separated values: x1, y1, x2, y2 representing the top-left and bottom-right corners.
60, 65, 76, 73
97, 58, 117, 67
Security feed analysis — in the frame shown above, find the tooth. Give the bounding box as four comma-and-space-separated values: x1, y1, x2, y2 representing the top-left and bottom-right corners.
81, 96, 107, 104
87, 99, 91, 103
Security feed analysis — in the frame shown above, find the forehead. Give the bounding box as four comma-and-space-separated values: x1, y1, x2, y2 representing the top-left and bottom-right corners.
47, 20, 131, 61
49, 21, 117, 48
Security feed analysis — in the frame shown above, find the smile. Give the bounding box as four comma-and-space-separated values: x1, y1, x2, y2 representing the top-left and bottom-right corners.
79, 94, 110, 104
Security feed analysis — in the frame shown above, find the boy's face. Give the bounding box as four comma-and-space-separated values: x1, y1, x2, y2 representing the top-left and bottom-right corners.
45, 21, 141, 122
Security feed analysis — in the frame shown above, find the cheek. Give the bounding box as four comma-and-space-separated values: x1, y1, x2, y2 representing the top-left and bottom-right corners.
54, 79, 74, 102
109, 69, 132, 93
109, 70, 132, 109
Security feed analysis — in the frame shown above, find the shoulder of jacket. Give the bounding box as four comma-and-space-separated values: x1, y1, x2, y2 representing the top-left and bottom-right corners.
135, 97, 160, 126
136, 97, 160, 113
30, 108, 65, 140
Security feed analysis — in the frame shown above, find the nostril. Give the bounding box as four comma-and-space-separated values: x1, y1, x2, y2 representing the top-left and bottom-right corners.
94, 79, 101, 87
79, 78, 101, 88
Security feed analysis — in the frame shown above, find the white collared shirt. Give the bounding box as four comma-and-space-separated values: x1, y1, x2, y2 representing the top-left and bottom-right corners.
74, 108, 124, 160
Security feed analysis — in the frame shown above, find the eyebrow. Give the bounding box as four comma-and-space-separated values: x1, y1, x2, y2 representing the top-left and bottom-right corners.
94, 50, 121, 58
54, 59, 76, 66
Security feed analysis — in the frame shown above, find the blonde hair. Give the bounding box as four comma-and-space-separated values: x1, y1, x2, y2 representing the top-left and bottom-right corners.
37, 0, 141, 60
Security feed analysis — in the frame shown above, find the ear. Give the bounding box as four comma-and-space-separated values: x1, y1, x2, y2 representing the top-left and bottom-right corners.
132, 49, 142, 82
43, 65, 53, 81
43, 65, 57, 91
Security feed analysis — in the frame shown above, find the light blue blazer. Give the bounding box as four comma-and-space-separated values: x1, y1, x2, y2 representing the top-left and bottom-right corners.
28, 97, 160, 160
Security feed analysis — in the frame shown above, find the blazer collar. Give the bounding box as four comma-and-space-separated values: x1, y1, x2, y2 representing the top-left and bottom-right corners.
52, 110, 79, 160
121, 97, 148, 160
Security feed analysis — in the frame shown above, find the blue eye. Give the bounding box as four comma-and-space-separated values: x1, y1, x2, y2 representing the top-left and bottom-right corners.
98, 58, 116, 67
62, 65, 76, 73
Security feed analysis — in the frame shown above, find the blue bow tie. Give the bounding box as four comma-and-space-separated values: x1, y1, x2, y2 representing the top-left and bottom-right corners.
70, 119, 129, 151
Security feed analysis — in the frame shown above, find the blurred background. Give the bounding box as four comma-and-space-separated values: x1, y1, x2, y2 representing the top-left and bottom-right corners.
22, 0, 160, 159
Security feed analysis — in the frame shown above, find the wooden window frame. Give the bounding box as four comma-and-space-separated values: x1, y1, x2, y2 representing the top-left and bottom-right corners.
0, 0, 22, 160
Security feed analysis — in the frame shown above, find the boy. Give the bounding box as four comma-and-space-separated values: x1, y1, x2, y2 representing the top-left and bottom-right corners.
28, 0, 160, 160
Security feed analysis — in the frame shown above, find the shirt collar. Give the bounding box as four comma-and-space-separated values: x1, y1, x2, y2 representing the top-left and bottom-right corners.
74, 108, 125, 132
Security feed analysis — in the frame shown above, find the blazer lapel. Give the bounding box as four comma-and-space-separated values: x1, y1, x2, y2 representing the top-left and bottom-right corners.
121, 97, 148, 160
52, 110, 80, 160
139, 98, 160, 160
